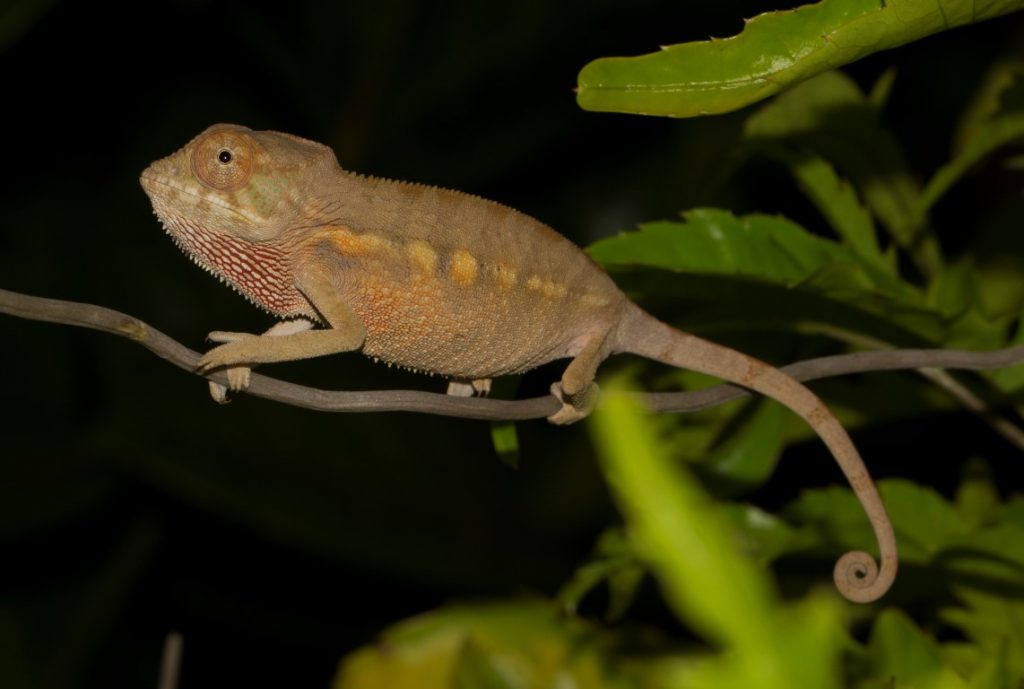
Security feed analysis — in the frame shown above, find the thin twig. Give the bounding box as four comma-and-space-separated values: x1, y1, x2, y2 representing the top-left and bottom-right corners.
797, 324, 1024, 451
157, 632, 182, 689
2, 287, 1023, 421
918, 367, 1024, 451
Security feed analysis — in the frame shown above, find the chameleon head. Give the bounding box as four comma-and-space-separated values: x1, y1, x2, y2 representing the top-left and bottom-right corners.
140, 123, 340, 314
140, 123, 338, 244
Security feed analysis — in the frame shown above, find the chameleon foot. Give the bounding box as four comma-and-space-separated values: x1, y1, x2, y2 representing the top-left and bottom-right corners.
547, 381, 599, 425
446, 378, 492, 397
201, 331, 257, 401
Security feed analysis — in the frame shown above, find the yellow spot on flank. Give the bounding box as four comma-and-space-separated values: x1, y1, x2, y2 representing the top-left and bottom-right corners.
542, 281, 567, 299
328, 226, 391, 257
450, 249, 478, 286
406, 240, 437, 275
580, 294, 610, 308
526, 275, 567, 300
490, 263, 517, 288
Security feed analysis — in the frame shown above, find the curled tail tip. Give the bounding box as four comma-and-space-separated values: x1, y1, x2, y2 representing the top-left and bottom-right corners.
833, 550, 898, 603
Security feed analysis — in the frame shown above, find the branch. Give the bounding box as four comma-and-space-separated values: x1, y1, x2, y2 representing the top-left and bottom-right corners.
3, 287, 1022, 421
157, 632, 182, 689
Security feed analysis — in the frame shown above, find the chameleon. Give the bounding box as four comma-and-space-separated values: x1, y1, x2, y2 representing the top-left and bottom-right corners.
140, 123, 897, 603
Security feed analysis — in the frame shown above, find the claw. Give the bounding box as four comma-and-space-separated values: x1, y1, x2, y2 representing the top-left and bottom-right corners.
226, 365, 252, 391
209, 381, 231, 404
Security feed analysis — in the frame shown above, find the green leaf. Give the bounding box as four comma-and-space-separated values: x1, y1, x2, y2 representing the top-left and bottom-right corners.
953, 458, 1001, 529
953, 34, 1024, 155
743, 70, 941, 274
453, 639, 522, 689
751, 144, 888, 269
589, 378, 845, 689
589, 207, 926, 304
787, 480, 966, 565
941, 589, 1024, 682
590, 208, 858, 286
489, 421, 520, 470
577, 0, 1024, 118
589, 204, 1018, 352
587, 208, 952, 344
866, 608, 951, 687
590, 376, 776, 646
966, 641, 1012, 689
722, 503, 812, 565
557, 529, 645, 621
701, 398, 787, 492
927, 260, 977, 318
916, 77, 1024, 223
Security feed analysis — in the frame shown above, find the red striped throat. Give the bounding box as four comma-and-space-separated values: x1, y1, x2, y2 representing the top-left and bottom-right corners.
162, 212, 308, 317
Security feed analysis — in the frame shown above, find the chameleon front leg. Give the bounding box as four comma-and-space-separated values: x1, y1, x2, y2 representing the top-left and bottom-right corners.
548, 331, 612, 425
206, 318, 316, 402
196, 265, 367, 376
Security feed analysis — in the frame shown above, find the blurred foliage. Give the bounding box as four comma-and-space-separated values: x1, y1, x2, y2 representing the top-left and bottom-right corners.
2, 1, 1024, 688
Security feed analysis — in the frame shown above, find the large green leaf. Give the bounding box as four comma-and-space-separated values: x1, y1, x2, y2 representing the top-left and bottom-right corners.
577, 0, 1024, 118
589, 206, 1018, 350
589, 208, 915, 298
586, 208, 957, 344
589, 378, 844, 689
590, 209, 851, 286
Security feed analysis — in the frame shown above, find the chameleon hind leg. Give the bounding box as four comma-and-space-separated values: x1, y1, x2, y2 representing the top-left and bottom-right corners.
548, 330, 612, 425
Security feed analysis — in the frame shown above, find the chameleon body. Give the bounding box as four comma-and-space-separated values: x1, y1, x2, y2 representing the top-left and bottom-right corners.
141, 123, 897, 603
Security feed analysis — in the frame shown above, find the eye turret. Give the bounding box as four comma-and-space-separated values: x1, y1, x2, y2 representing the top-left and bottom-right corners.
191, 131, 254, 191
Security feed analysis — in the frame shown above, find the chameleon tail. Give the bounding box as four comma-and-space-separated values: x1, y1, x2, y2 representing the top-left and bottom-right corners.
615, 302, 897, 603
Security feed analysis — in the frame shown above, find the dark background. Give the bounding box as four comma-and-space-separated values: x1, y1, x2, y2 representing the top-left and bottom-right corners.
1, 1, 1021, 687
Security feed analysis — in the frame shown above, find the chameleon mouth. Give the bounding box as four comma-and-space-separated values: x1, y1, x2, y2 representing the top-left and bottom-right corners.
139, 155, 184, 196
139, 166, 249, 222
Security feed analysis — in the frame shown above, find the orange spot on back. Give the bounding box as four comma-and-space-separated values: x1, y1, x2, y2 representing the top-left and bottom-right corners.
542, 281, 567, 299
580, 293, 610, 308
450, 249, 478, 286
326, 226, 391, 257
526, 275, 566, 299
407, 240, 437, 275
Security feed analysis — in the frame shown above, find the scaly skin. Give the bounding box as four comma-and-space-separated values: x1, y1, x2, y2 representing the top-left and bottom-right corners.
140, 123, 897, 602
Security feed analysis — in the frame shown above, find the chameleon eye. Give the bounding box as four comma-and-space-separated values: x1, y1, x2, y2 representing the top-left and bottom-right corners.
191, 132, 254, 192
